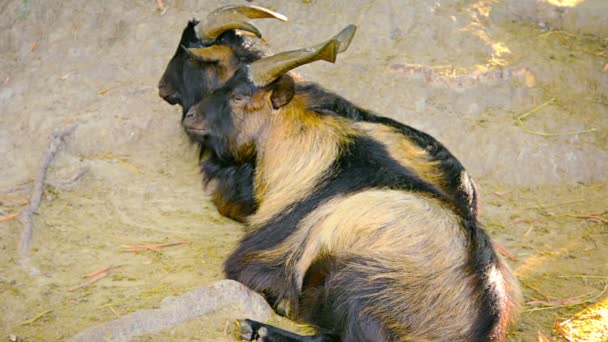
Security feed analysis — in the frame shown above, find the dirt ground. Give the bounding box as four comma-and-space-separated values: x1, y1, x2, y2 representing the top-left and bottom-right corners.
0, 0, 607, 341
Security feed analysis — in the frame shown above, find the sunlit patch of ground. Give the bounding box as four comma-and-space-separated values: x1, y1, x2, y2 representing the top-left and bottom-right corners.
555, 296, 608, 341
544, 0, 585, 8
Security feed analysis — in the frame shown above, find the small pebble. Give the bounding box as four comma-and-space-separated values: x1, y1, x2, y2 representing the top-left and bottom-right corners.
9, 334, 18, 342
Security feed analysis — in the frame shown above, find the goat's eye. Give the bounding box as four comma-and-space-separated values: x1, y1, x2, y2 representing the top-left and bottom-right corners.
231, 94, 245, 102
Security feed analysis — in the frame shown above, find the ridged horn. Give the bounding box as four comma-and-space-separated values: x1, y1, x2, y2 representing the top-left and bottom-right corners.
183, 45, 234, 62
248, 39, 339, 87
247, 25, 357, 87
334, 24, 357, 53
198, 5, 288, 41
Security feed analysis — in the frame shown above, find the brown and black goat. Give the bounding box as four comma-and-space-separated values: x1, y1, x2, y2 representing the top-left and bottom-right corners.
183, 32, 521, 342
158, 5, 287, 221
158, 5, 479, 223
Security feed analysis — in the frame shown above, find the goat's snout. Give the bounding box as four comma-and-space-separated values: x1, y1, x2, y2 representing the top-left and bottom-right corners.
182, 107, 207, 138
158, 80, 180, 105
184, 107, 196, 121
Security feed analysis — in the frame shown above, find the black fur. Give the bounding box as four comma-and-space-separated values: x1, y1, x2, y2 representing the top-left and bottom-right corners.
300, 82, 477, 218
159, 20, 262, 119
200, 154, 258, 219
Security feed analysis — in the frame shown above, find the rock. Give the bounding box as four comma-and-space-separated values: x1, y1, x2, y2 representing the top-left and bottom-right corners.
67, 280, 272, 342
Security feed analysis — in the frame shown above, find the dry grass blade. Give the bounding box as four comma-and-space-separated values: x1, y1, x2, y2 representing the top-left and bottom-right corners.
555, 319, 575, 342
564, 210, 608, 225
20, 310, 53, 326
515, 98, 597, 137
555, 297, 608, 342
86, 152, 143, 174
121, 240, 188, 252
536, 331, 550, 342
557, 275, 608, 280
528, 297, 586, 307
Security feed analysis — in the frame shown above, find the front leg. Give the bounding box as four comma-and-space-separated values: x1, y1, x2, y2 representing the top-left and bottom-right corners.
238, 319, 326, 342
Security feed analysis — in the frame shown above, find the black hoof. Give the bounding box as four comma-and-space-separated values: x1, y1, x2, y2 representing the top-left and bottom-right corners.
238, 319, 266, 341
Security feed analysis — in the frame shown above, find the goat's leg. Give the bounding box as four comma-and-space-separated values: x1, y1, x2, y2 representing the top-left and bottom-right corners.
238, 319, 326, 342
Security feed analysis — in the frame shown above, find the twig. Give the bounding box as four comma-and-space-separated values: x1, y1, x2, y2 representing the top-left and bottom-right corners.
524, 283, 608, 312
515, 98, 597, 137
121, 241, 188, 252
563, 211, 608, 225
18, 125, 77, 256
20, 310, 53, 325
83, 264, 113, 278
46, 166, 90, 187
0, 212, 20, 223
70, 271, 109, 291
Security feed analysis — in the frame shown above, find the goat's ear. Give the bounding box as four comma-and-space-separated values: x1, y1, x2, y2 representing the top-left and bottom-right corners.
270, 74, 295, 109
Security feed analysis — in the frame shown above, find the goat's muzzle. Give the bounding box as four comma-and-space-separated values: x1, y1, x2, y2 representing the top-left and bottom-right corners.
158, 80, 180, 105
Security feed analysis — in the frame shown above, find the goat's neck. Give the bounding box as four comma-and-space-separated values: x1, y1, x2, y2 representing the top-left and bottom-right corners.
249, 98, 352, 226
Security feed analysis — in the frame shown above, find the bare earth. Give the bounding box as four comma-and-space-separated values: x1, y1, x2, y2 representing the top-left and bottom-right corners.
0, 0, 607, 341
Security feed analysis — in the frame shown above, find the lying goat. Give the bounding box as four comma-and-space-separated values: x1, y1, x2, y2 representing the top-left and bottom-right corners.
183, 30, 521, 342
158, 5, 479, 223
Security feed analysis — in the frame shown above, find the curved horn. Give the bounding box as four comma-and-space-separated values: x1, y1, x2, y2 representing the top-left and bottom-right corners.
183, 45, 234, 62
247, 25, 357, 87
199, 5, 288, 41
208, 5, 288, 21
248, 39, 339, 87
334, 24, 357, 53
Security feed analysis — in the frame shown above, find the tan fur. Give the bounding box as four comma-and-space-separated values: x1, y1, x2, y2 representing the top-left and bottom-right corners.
254, 189, 483, 340
355, 122, 446, 193
490, 256, 523, 340
235, 94, 354, 227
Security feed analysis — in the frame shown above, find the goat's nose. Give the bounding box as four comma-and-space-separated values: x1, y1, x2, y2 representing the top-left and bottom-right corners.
158, 80, 174, 97
185, 108, 196, 120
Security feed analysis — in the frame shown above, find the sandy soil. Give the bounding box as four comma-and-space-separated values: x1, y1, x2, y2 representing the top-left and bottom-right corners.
0, 0, 606, 341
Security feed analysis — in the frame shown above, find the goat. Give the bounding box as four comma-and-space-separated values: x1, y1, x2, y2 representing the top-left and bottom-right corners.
183, 30, 521, 342
158, 6, 479, 223
158, 5, 285, 221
